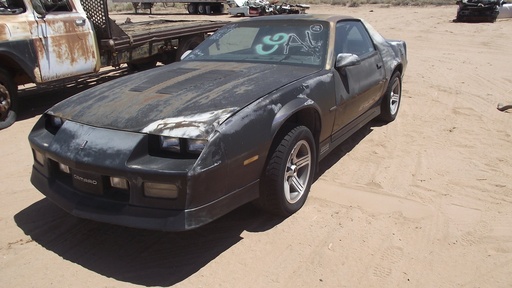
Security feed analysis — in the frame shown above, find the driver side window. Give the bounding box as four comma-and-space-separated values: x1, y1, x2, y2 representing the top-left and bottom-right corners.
34, 0, 71, 13
335, 21, 375, 57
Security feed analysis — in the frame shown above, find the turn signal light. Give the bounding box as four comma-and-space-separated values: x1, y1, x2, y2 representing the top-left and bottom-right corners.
144, 182, 178, 199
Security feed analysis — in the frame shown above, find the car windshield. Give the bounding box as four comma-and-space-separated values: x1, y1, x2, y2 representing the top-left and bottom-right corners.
184, 20, 329, 67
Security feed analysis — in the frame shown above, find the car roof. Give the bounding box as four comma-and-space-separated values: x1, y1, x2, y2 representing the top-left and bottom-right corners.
238, 14, 358, 24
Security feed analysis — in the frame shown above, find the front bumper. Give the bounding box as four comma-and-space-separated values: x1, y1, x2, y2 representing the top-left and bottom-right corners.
30, 166, 258, 231
28, 117, 259, 231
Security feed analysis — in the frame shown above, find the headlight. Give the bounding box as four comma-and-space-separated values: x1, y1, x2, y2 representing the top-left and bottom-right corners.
157, 136, 208, 156
45, 114, 66, 134
159, 136, 181, 153
186, 139, 207, 155
50, 115, 66, 128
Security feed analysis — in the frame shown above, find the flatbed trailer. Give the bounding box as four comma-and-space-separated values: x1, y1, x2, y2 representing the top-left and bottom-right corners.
112, 0, 229, 14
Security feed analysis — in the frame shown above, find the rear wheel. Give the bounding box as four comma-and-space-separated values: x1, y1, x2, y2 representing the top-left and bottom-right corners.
197, 3, 206, 14
187, 3, 197, 14
0, 68, 17, 130
377, 71, 401, 123
257, 125, 316, 216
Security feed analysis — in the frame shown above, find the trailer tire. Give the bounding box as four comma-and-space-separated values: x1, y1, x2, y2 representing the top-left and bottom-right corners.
187, 3, 197, 14
198, 4, 206, 14
0, 68, 17, 130
176, 34, 204, 61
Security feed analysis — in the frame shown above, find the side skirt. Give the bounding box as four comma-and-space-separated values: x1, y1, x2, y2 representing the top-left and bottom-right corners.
319, 106, 381, 161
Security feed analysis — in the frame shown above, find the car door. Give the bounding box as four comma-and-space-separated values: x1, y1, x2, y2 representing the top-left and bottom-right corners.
31, 0, 99, 82
331, 20, 386, 140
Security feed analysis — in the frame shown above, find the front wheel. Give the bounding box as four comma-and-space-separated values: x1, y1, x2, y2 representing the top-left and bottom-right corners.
377, 71, 402, 123
257, 125, 316, 216
0, 68, 17, 130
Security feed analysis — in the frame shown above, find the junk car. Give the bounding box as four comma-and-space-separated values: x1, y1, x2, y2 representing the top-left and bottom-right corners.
29, 14, 407, 231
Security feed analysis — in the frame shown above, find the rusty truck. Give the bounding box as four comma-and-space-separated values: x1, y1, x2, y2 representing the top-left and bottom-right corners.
0, 0, 228, 129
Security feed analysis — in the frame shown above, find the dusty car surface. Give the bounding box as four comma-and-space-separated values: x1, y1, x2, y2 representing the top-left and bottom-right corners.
28, 14, 407, 231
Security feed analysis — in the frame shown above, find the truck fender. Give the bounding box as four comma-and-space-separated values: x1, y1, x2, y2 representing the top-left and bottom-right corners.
0, 44, 39, 84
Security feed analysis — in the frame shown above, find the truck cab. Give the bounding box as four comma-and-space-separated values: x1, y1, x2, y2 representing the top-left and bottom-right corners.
1, 0, 99, 84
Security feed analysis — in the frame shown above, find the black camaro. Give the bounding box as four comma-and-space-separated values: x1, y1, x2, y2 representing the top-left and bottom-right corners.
29, 14, 407, 231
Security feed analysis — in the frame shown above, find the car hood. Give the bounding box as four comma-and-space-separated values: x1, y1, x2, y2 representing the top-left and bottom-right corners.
49, 61, 318, 139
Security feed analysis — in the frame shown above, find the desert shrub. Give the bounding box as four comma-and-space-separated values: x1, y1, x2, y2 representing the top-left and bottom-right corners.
331, 0, 347, 6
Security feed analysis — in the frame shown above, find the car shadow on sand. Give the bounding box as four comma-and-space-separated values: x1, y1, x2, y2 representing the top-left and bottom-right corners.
14, 119, 380, 286
317, 120, 379, 179
14, 198, 284, 286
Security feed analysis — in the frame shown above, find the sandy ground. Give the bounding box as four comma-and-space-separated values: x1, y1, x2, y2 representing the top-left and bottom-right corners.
1, 4, 512, 288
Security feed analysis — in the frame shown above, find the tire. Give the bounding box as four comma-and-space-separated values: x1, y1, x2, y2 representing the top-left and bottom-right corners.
187, 3, 197, 14
0, 68, 17, 130
197, 4, 206, 14
377, 71, 402, 123
175, 34, 204, 61
257, 125, 316, 216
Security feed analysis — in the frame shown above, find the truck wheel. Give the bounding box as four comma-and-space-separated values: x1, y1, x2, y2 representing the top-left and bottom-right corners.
197, 4, 206, 14
187, 3, 197, 14
257, 125, 316, 216
0, 68, 17, 130
175, 34, 204, 61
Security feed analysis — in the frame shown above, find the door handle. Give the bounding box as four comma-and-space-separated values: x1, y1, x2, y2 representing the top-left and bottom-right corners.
75, 18, 86, 26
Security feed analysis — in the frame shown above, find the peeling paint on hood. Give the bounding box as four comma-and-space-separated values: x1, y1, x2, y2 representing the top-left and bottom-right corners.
49, 61, 319, 137
141, 108, 239, 139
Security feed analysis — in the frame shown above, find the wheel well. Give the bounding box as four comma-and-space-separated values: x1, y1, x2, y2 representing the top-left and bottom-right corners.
274, 108, 321, 157
0, 55, 32, 86
393, 64, 403, 77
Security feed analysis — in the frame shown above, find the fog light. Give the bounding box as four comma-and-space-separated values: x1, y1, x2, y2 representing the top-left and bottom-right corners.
144, 182, 178, 199
58, 163, 70, 174
33, 150, 45, 166
110, 177, 129, 190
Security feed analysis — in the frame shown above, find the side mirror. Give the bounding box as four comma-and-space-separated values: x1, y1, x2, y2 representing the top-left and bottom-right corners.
180, 50, 192, 61
31, 0, 47, 17
335, 53, 361, 68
